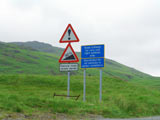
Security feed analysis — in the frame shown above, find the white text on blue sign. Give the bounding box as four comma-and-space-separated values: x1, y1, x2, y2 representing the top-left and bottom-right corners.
81, 45, 104, 58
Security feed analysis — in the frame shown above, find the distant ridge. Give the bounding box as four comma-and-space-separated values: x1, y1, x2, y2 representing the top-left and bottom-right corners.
11, 41, 64, 55
0, 41, 152, 82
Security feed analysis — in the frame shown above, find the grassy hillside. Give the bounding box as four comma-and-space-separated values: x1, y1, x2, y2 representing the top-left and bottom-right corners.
0, 42, 60, 74
11, 41, 64, 55
1, 41, 160, 119
0, 74, 160, 118
0, 41, 153, 82
131, 77, 160, 90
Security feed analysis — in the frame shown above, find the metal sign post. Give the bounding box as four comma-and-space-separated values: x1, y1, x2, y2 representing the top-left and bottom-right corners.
83, 69, 86, 102
100, 69, 102, 101
67, 71, 70, 98
59, 24, 80, 99
81, 44, 105, 102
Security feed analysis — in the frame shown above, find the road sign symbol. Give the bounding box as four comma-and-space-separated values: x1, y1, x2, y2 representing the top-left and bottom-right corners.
59, 43, 79, 63
59, 24, 79, 43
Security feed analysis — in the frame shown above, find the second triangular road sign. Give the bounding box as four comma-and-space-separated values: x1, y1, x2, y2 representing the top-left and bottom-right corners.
59, 43, 79, 63
59, 24, 79, 43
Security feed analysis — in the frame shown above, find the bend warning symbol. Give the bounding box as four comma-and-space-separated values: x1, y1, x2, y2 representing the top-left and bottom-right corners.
59, 24, 79, 43
59, 43, 79, 63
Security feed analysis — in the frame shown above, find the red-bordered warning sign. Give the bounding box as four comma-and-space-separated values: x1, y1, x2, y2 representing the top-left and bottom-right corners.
59, 43, 79, 63
59, 24, 79, 43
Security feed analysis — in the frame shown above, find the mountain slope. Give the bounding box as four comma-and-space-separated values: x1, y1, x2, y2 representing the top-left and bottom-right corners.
0, 41, 152, 81
11, 41, 64, 55
1, 41, 160, 118
0, 42, 60, 74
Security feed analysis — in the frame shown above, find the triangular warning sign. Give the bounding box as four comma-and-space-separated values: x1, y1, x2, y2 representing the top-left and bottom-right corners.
59, 43, 79, 63
59, 24, 79, 43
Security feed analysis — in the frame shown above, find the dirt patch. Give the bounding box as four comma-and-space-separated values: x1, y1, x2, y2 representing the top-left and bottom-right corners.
1, 113, 103, 120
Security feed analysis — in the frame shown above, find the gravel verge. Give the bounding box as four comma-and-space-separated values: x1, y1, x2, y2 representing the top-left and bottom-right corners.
1, 113, 160, 120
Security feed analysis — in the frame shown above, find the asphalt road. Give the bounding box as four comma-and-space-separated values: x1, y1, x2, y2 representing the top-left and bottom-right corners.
100, 116, 160, 120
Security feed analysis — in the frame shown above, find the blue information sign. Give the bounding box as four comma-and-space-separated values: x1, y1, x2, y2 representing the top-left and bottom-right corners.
81, 58, 104, 68
81, 44, 105, 68
81, 45, 104, 58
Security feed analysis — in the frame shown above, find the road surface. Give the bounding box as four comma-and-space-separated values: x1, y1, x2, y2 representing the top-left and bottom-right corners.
100, 116, 160, 120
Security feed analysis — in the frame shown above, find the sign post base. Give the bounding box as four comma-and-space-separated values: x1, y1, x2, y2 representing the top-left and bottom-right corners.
67, 72, 70, 98
83, 69, 86, 102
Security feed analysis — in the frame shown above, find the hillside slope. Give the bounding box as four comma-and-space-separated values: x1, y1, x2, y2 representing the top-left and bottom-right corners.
0, 41, 153, 81
0, 74, 160, 118
1, 41, 160, 118
11, 41, 64, 55
0, 42, 59, 74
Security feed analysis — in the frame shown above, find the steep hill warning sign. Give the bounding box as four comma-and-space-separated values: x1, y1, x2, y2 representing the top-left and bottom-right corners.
59, 43, 79, 63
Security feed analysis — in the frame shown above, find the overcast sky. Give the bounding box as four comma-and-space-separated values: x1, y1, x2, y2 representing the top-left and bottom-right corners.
0, 0, 160, 76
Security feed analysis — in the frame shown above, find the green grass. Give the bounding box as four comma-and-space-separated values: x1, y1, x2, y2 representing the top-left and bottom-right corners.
1, 41, 160, 118
0, 74, 160, 118
131, 77, 160, 90
0, 43, 60, 75
0, 42, 153, 81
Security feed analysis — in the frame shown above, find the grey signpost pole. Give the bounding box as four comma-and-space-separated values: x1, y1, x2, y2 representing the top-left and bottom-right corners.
67, 71, 70, 98
81, 44, 104, 102
59, 24, 80, 100
83, 69, 86, 102
100, 69, 102, 101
